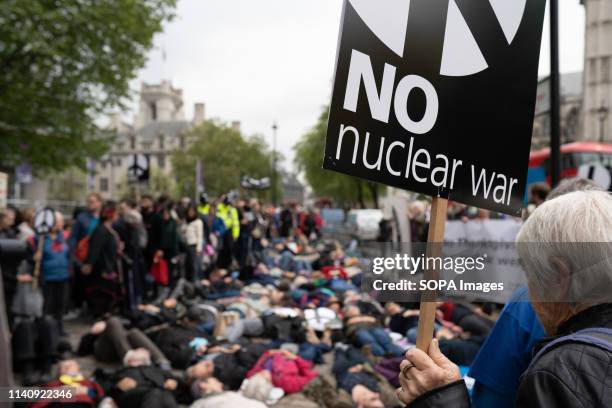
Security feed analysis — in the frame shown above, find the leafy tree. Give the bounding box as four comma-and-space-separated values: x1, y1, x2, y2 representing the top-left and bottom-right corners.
172, 121, 280, 200
0, 0, 176, 172
294, 107, 384, 208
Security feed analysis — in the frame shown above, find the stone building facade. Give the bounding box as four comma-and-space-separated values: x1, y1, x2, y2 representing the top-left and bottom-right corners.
531, 72, 583, 149
582, 0, 612, 142
94, 81, 205, 199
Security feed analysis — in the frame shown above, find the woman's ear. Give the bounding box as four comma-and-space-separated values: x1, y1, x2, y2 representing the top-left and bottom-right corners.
549, 256, 571, 300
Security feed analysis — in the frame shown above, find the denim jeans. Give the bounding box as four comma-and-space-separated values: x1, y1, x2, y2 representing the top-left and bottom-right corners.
355, 328, 404, 357
299, 342, 332, 364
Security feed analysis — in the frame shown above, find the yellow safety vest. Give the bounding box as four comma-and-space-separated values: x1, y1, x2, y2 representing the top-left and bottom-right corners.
198, 204, 210, 216
217, 203, 240, 239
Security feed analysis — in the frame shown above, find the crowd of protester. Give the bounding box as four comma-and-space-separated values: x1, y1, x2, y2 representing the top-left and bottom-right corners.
1, 178, 611, 407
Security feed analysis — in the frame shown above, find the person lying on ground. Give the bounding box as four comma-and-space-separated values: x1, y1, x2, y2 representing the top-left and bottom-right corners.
108, 349, 180, 408
343, 305, 405, 357
325, 345, 401, 408
246, 348, 319, 394
32, 359, 106, 408
77, 316, 172, 370
189, 377, 268, 408
186, 342, 274, 391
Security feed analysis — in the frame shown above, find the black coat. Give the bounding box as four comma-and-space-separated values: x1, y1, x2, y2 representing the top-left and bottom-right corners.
213, 342, 274, 391
408, 303, 612, 408
515, 303, 612, 408
150, 325, 208, 369
109, 365, 177, 408
86, 224, 118, 279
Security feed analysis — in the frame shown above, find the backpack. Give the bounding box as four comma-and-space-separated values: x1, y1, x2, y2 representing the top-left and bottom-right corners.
527, 327, 612, 372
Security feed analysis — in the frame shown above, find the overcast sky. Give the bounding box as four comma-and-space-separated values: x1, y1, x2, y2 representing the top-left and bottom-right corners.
128, 0, 585, 172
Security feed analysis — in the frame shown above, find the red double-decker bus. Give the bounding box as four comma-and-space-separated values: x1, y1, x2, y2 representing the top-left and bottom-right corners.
529, 141, 612, 184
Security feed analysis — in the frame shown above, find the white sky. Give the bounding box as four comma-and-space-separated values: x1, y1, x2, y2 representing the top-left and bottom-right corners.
128, 0, 586, 172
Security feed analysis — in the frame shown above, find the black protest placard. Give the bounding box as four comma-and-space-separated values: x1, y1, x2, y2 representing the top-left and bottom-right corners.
128, 154, 150, 184
323, 0, 546, 216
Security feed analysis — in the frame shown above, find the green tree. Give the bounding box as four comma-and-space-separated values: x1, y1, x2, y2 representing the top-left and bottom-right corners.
172, 121, 280, 200
0, 0, 176, 172
294, 106, 384, 208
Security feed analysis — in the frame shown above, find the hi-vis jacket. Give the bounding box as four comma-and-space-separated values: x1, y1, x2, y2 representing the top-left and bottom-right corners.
197, 204, 210, 216
217, 203, 240, 240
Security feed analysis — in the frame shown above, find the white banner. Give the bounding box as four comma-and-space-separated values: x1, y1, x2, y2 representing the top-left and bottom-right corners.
0, 173, 7, 209
445, 219, 525, 303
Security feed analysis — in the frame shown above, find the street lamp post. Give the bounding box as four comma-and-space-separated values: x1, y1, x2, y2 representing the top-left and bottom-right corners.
549, 0, 561, 187
598, 102, 609, 143
272, 121, 278, 207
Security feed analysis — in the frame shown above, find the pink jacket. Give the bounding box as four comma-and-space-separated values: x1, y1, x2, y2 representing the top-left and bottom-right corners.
246, 351, 319, 394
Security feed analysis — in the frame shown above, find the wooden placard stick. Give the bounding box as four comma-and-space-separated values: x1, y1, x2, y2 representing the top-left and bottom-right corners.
415, 197, 448, 351
32, 234, 45, 290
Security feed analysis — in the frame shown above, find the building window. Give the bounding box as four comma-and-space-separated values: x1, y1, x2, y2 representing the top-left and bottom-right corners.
159, 135, 165, 150
158, 154, 166, 169
116, 143, 124, 152
100, 161, 107, 169
130, 136, 136, 150
602, 57, 611, 83
589, 58, 598, 85
115, 158, 122, 166
142, 142, 152, 151
179, 135, 186, 150
150, 102, 157, 121
100, 178, 109, 192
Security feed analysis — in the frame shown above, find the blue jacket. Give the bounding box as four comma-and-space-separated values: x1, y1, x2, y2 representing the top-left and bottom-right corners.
38, 232, 70, 282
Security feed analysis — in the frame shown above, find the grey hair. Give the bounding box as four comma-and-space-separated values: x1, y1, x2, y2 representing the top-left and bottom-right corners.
547, 177, 603, 201
516, 190, 612, 303
123, 348, 151, 367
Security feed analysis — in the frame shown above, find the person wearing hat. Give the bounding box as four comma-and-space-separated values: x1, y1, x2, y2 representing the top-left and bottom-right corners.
197, 193, 210, 217
216, 194, 240, 268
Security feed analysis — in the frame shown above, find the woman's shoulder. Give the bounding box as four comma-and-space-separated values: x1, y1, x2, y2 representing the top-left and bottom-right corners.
522, 340, 612, 402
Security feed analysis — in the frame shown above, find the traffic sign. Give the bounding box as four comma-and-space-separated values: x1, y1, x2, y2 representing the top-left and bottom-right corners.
578, 163, 612, 191
128, 154, 150, 184
323, 0, 547, 216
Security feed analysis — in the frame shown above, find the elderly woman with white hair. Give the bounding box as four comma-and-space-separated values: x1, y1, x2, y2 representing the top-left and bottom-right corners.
396, 190, 612, 408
